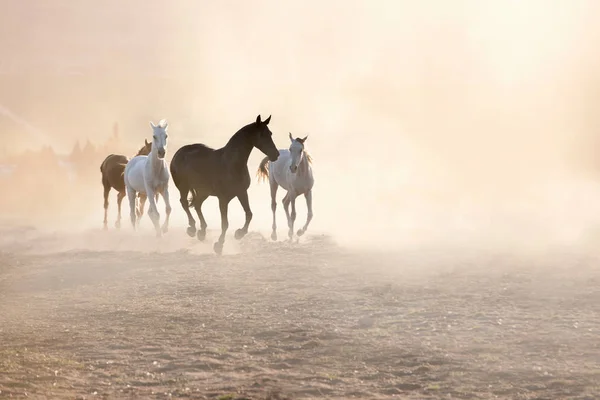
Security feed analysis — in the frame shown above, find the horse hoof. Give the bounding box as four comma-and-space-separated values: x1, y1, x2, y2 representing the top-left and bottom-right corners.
186, 226, 196, 237
197, 230, 206, 241
213, 242, 223, 255
103, 224, 108, 231
297, 229, 305, 237
234, 229, 246, 240
115, 221, 121, 229
162, 225, 169, 234
271, 232, 277, 241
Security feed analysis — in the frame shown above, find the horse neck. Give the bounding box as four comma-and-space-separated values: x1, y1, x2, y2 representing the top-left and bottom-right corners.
223, 130, 254, 167
147, 146, 164, 174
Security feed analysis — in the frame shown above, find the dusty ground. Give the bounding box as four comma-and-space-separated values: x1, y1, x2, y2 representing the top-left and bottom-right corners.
0, 224, 599, 399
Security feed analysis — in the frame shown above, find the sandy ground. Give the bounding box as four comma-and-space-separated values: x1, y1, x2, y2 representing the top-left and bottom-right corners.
0, 224, 599, 400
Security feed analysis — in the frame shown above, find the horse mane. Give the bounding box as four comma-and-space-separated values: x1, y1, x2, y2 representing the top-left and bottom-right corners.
304, 151, 313, 164
225, 122, 258, 147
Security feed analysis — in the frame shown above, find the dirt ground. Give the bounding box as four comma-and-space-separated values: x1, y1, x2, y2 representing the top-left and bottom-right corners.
0, 224, 599, 400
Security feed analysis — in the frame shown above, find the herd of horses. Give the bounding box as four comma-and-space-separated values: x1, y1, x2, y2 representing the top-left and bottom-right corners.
99, 115, 314, 254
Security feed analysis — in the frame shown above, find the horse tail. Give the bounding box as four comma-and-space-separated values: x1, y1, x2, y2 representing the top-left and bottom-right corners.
115, 162, 128, 178
257, 156, 270, 182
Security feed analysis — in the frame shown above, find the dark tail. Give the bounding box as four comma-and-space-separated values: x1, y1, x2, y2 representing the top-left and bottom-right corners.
257, 156, 270, 183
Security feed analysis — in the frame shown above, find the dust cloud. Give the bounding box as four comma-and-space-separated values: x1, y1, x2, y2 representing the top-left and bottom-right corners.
2, 0, 600, 252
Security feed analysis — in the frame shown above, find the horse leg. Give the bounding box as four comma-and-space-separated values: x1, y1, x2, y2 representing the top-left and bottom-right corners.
137, 194, 147, 219
145, 187, 161, 237
193, 194, 209, 241
115, 191, 126, 229
270, 179, 279, 241
297, 190, 313, 236
234, 191, 252, 240
288, 193, 298, 240
126, 186, 137, 230
177, 186, 197, 237
214, 196, 230, 255
160, 187, 172, 234
102, 182, 110, 230
282, 192, 291, 234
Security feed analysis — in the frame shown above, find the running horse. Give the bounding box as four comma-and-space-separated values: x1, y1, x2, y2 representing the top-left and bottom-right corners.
124, 120, 172, 237
257, 133, 314, 240
100, 139, 152, 230
170, 115, 279, 254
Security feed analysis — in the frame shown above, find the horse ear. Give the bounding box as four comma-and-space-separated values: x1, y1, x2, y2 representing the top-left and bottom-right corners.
145, 139, 149, 146
150, 121, 156, 129
302, 135, 308, 142
289, 132, 293, 142
264, 115, 271, 125
256, 115, 262, 124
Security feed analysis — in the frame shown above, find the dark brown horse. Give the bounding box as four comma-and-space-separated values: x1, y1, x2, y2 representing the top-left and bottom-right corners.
100, 140, 152, 229
170, 115, 279, 254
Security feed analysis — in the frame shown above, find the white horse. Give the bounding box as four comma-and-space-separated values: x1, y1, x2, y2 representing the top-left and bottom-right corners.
124, 120, 172, 236
257, 133, 314, 240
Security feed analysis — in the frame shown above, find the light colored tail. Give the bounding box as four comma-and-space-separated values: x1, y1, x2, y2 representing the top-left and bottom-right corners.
257, 156, 270, 182
118, 162, 128, 178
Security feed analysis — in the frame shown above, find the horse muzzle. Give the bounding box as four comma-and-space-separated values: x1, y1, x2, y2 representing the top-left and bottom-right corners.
158, 149, 166, 159
290, 165, 298, 173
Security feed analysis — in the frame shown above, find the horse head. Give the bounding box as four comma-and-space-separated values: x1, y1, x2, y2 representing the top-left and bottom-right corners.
288, 132, 308, 173
150, 119, 169, 159
253, 115, 279, 162
136, 139, 152, 156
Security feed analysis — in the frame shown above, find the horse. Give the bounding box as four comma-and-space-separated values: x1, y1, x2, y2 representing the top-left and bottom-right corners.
170, 114, 279, 254
100, 139, 152, 230
124, 120, 171, 237
257, 133, 314, 241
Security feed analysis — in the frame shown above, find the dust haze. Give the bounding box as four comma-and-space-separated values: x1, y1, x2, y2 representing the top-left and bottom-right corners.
2, 0, 600, 251
3, 2, 600, 398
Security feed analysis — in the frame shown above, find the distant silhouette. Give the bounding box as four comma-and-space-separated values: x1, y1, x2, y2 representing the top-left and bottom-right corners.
170, 115, 279, 254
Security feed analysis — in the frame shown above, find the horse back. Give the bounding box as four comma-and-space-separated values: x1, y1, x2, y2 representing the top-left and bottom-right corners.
100, 154, 129, 192
170, 143, 246, 194
171, 143, 219, 179
100, 154, 127, 173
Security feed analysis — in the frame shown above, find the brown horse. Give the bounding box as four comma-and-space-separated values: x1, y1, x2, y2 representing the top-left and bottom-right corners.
100, 140, 152, 229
